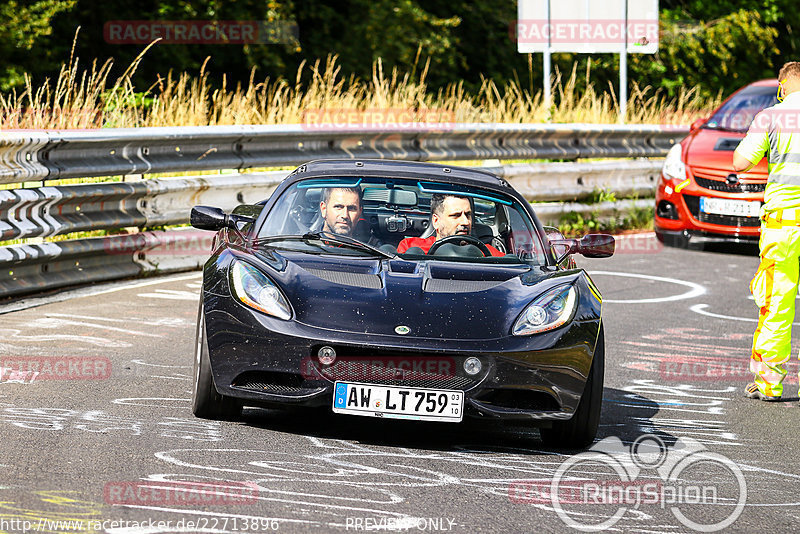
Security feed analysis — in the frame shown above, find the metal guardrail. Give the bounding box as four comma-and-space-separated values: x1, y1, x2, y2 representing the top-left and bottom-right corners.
0, 124, 679, 300
0, 172, 287, 241
0, 123, 684, 184
0, 160, 662, 242
490, 160, 661, 201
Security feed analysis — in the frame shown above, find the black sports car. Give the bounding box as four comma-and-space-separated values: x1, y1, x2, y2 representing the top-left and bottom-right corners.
190, 159, 614, 448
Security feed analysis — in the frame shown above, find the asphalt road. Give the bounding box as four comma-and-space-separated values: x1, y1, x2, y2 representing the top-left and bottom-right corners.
1, 233, 798, 533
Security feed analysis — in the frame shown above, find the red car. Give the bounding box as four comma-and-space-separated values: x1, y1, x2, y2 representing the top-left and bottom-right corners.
655, 80, 778, 247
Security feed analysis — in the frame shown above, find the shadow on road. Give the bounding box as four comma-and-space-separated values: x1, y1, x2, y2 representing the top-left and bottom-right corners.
233, 386, 674, 454
599, 386, 679, 448
686, 240, 759, 257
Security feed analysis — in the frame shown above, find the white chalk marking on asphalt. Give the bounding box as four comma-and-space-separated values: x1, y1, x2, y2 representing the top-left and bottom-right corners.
0, 272, 202, 315
588, 271, 707, 303
0, 328, 131, 348
46, 312, 128, 323
131, 359, 189, 369
152, 375, 192, 381
28, 317, 162, 338
137, 289, 199, 300
45, 313, 188, 328
112, 397, 190, 407
690, 303, 800, 325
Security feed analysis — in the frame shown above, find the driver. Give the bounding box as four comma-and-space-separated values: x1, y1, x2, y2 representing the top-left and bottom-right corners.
396, 193, 504, 256
319, 187, 380, 246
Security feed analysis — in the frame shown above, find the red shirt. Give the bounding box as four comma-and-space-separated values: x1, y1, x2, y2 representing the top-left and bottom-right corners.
397, 235, 504, 256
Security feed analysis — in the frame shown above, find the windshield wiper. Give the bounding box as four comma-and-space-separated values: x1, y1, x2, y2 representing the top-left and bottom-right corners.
704, 124, 745, 133
303, 231, 396, 258
254, 232, 395, 259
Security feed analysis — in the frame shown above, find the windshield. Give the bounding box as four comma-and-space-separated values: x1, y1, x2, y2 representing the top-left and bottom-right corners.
256, 176, 547, 265
705, 84, 778, 132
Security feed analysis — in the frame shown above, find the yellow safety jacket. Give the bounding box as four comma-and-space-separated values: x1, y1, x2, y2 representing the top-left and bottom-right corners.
735, 91, 800, 212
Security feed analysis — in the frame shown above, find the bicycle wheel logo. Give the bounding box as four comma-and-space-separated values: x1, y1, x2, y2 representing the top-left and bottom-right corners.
548, 434, 746, 532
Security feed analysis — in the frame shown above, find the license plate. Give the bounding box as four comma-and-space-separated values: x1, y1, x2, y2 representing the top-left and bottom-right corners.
700, 197, 761, 217
332, 382, 464, 422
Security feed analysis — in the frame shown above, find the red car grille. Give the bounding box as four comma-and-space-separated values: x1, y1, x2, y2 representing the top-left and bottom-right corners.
694, 175, 765, 193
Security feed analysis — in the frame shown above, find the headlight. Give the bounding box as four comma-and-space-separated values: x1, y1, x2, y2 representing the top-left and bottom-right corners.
230, 260, 292, 320
662, 144, 686, 181
513, 284, 577, 336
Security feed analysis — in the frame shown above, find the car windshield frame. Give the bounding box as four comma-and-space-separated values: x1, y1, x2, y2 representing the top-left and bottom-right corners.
253, 175, 547, 265
704, 84, 778, 133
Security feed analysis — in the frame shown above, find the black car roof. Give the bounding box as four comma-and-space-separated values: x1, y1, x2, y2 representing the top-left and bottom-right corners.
287, 159, 510, 189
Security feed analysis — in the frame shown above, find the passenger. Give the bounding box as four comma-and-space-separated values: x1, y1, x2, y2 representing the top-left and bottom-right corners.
319, 187, 380, 246
397, 193, 504, 256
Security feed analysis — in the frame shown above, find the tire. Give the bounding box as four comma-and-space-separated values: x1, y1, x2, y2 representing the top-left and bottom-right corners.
540, 324, 605, 449
192, 302, 241, 420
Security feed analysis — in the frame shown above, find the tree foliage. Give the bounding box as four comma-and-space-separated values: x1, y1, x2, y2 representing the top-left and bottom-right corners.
1, 0, 798, 105
0, 0, 77, 90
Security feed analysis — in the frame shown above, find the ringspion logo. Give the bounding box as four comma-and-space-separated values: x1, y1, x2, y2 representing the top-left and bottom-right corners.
509, 434, 746, 532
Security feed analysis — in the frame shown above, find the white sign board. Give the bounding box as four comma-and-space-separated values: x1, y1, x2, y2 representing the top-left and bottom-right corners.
517, 0, 659, 54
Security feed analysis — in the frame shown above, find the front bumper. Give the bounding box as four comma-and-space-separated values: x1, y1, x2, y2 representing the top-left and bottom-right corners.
655, 171, 763, 241
203, 294, 601, 423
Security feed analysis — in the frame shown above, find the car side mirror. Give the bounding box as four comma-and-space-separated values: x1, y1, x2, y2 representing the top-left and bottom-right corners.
690, 117, 707, 133
191, 206, 231, 231
577, 234, 615, 258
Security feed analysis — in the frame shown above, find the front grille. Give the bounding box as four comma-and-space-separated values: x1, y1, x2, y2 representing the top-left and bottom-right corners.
237, 381, 308, 394
307, 347, 487, 391
475, 389, 560, 411
424, 278, 503, 293
318, 359, 478, 390
683, 195, 761, 227
694, 176, 765, 193
305, 268, 382, 289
